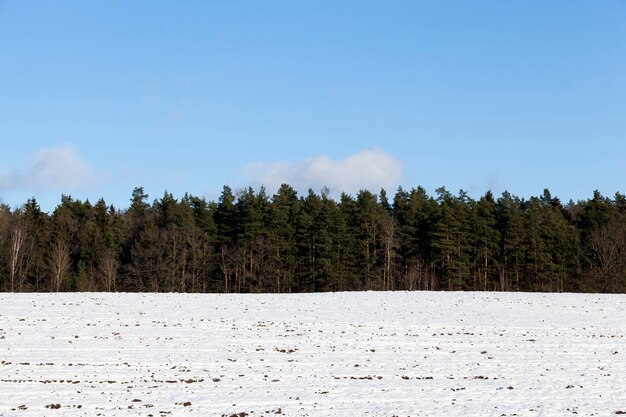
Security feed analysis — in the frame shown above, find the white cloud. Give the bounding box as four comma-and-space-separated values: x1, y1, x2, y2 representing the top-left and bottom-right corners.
245, 149, 404, 196
0, 146, 97, 192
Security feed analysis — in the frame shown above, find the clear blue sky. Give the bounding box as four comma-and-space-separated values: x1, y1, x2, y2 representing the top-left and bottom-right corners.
1, 1, 625, 211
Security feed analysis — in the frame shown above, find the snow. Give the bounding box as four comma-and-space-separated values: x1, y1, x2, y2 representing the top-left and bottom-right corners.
0, 291, 624, 416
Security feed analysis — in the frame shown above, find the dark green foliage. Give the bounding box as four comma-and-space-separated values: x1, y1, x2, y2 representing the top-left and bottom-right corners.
433, 188, 471, 290
0, 186, 624, 293
470, 191, 499, 291
495, 192, 525, 291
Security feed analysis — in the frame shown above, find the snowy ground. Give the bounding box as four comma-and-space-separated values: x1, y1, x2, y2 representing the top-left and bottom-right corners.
0, 291, 624, 416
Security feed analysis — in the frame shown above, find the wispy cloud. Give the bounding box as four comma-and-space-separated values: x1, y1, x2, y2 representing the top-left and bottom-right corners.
0, 146, 97, 192
244, 148, 404, 196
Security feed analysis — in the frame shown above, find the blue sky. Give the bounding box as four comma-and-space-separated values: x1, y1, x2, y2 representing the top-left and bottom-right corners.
1, 1, 625, 211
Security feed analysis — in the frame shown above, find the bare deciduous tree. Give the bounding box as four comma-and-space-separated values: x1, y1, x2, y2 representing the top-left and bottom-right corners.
587, 220, 626, 292
99, 250, 119, 292
9, 220, 26, 292
380, 215, 399, 291
49, 239, 71, 292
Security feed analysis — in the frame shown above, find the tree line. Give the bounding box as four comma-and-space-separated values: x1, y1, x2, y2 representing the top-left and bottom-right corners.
0, 185, 624, 293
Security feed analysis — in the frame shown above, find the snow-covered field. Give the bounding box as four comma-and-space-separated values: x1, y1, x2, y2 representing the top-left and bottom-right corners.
0, 292, 624, 416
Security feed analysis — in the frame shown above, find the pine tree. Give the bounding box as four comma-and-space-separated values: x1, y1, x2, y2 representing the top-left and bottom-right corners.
496, 192, 525, 291
296, 189, 322, 292
433, 188, 471, 290
470, 191, 499, 290
269, 184, 299, 292
355, 190, 381, 290
186, 194, 217, 292
215, 186, 236, 292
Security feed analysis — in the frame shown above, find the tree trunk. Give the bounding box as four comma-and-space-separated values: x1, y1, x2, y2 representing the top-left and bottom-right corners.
10, 224, 25, 292
49, 239, 71, 292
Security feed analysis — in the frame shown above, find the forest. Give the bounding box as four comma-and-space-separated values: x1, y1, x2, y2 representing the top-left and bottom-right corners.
0, 185, 624, 294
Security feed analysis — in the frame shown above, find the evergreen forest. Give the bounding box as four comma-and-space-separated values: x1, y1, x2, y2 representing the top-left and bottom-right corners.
1, 185, 625, 293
